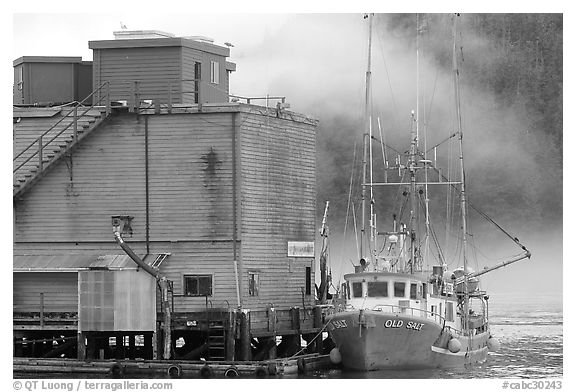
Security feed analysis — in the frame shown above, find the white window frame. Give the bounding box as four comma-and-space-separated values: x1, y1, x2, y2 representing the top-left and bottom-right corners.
210, 61, 219, 84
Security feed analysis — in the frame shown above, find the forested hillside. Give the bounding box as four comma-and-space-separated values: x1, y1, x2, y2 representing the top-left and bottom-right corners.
316, 13, 563, 232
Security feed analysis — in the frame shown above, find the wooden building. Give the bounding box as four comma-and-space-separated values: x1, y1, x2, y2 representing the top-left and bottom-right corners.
13, 56, 93, 105
13, 31, 321, 362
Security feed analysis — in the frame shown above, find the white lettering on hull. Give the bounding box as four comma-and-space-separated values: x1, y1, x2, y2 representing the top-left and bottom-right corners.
384, 319, 424, 331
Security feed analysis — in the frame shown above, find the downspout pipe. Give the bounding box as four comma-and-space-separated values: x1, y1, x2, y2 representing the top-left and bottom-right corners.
113, 231, 158, 278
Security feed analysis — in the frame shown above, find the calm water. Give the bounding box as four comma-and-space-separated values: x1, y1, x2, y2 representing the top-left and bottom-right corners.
305, 292, 563, 379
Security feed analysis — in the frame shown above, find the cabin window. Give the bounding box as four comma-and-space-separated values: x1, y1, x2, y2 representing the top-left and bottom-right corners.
352, 282, 363, 298
210, 61, 219, 84
183, 275, 212, 297
305, 267, 311, 295
248, 272, 259, 296
367, 281, 388, 297
394, 282, 406, 297
410, 283, 418, 299
445, 302, 454, 322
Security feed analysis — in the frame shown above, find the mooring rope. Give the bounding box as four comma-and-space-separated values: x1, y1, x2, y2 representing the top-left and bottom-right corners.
288, 318, 332, 359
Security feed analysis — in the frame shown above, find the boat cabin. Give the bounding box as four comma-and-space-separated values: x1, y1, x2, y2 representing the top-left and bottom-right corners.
342, 271, 475, 331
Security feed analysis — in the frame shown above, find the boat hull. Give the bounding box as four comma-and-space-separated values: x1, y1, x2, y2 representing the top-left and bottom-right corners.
326, 310, 489, 371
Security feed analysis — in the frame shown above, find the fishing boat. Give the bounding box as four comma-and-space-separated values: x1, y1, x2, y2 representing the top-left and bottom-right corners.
324, 14, 531, 371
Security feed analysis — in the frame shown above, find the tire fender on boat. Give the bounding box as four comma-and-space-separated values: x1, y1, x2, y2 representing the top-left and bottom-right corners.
255, 365, 268, 378
329, 347, 342, 364
200, 364, 213, 378
110, 363, 124, 378
448, 338, 462, 353
297, 357, 307, 374
487, 336, 501, 352
224, 366, 239, 378
167, 364, 182, 378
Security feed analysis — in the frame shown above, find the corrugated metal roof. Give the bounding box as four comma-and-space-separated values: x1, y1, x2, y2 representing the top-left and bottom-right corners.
13, 254, 167, 272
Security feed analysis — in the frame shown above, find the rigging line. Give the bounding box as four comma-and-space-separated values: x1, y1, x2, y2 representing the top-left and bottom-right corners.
377, 118, 389, 173
351, 201, 361, 261
370, 135, 403, 156
375, 27, 401, 134
429, 165, 529, 251
417, 193, 447, 265
340, 140, 359, 284
426, 132, 459, 154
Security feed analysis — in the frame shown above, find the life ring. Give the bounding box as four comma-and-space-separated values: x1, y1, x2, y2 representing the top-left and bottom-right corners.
199, 364, 213, 378
224, 366, 239, 378
254, 366, 267, 378
109, 363, 124, 378
167, 364, 182, 378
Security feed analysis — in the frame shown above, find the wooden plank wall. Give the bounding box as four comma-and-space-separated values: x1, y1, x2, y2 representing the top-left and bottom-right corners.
14, 110, 239, 312
14, 106, 318, 316
93, 47, 182, 105
238, 109, 317, 310
13, 272, 78, 313
14, 113, 147, 243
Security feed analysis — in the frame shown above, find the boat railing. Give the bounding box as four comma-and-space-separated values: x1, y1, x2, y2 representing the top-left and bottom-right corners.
371, 304, 446, 325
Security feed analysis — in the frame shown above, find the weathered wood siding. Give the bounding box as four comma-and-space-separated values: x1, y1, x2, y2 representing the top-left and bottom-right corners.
14, 105, 318, 317
14, 113, 147, 243
13, 272, 77, 313
93, 47, 182, 105
14, 110, 239, 312
238, 109, 317, 309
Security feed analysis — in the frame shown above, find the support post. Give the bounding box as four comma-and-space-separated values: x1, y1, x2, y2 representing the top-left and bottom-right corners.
128, 334, 135, 359
226, 310, 237, 361
73, 106, 78, 142
144, 332, 153, 360
239, 309, 251, 361
313, 306, 324, 354
159, 277, 172, 359
77, 332, 86, 360
38, 136, 43, 172
39, 292, 44, 329
152, 331, 158, 360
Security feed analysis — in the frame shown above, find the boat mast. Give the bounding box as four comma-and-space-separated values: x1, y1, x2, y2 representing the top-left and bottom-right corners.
408, 111, 418, 274
360, 13, 373, 262
452, 13, 470, 331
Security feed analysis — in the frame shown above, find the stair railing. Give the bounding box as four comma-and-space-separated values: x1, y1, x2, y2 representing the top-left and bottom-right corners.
13, 81, 111, 174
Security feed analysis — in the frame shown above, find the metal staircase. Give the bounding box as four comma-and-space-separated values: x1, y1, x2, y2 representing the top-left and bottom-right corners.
13, 82, 111, 200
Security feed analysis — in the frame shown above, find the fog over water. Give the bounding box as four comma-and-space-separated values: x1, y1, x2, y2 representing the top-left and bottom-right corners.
10, 12, 563, 296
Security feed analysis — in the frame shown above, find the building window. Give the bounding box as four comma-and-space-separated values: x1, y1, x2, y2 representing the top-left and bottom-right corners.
305, 267, 311, 295
394, 282, 406, 297
410, 283, 418, 299
352, 282, 363, 298
210, 61, 219, 84
367, 281, 388, 297
249, 272, 259, 296
184, 275, 212, 297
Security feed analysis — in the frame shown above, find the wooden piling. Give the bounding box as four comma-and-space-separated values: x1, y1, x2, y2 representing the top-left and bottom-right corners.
239, 309, 251, 361
226, 310, 237, 361
77, 332, 86, 360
